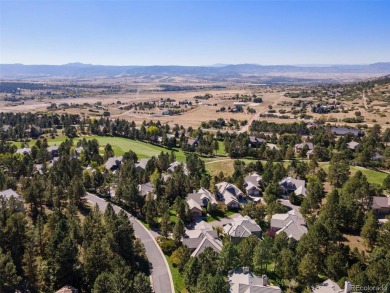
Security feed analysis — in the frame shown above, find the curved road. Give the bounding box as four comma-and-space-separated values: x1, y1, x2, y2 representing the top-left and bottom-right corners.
85, 193, 174, 293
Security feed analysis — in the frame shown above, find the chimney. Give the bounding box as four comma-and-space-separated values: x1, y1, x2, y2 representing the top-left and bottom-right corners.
344, 281, 352, 293
261, 275, 268, 286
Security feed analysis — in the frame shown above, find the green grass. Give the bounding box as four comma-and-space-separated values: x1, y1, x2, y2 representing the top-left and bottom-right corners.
205, 209, 236, 223
12, 135, 187, 162
321, 163, 388, 186
165, 255, 188, 293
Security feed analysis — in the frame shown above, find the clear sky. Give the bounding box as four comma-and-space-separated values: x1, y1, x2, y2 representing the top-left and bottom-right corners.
0, 0, 389, 66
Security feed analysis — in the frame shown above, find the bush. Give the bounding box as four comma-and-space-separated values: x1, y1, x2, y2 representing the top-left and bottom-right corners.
157, 237, 177, 255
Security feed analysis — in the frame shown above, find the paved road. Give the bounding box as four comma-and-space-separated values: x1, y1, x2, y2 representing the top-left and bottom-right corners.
208, 212, 241, 228
85, 193, 174, 293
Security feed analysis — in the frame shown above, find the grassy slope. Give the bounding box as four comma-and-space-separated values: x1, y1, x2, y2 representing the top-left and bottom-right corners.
320, 163, 387, 185
165, 255, 188, 293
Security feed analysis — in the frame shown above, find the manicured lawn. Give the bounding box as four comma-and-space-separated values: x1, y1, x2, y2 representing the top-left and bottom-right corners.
205, 209, 236, 222
165, 255, 188, 293
12, 135, 187, 162
321, 163, 388, 186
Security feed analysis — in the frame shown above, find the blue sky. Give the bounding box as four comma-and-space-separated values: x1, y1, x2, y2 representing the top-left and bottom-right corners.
1, 0, 389, 65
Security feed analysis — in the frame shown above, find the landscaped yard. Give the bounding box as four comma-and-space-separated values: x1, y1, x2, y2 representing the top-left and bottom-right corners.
206, 209, 236, 223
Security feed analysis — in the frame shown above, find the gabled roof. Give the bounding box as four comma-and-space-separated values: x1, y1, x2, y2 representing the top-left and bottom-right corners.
346, 141, 360, 150
190, 232, 223, 257
187, 198, 202, 212
216, 182, 243, 206
223, 215, 262, 238
271, 210, 307, 241
183, 222, 222, 257
244, 172, 262, 188
138, 182, 156, 199
16, 147, 31, 154
372, 196, 390, 209
0, 189, 22, 201
135, 158, 149, 170
279, 176, 306, 196
295, 142, 314, 151
104, 156, 123, 170
167, 161, 189, 175
266, 143, 280, 151
229, 269, 281, 293
186, 187, 217, 207
312, 279, 348, 293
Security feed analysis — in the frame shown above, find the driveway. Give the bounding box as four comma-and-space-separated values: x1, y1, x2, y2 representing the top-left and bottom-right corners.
85, 193, 174, 293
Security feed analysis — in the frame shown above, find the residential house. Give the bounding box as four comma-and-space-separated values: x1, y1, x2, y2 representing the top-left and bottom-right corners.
279, 176, 306, 197
371, 196, 390, 216
1, 125, 11, 132
16, 147, 31, 155
135, 158, 150, 172
0, 189, 24, 211
215, 182, 243, 209
138, 182, 156, 200
228, 268, 281, 293
294, 142, 314, 153
187, 199, 203, 218
55, 286, 79, 293
312, 280, 352, 293
104, 156, 123, 171
167, 161, 189, 175
187, 138, 199, 148
182, 221, 223, 257
270, 210, 307, 241
372, 152, 384, 162
248, 136, 265, 148
47, 145, 59, 159
266, 143, 280, 151
186, 188, 218, 211
346, 141, 360, 150
330, 126, 363, 137
223, 215, 262, 243
244, 172, 262, 198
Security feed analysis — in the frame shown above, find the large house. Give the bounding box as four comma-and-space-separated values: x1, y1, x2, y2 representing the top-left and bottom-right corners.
47, 145, 59, 159
223, 215, 262, 243
138, 182, 156, 200
279, 176, 306, 197
16, 147, 31, 155
270, 210, 307, 241
248, 136, 265, 148
228, 268, 281, 293
346, 141, 360, 150
371, 196, 390, 216
104, 156, 123, 171
330, 126, 363, 137
186, 188, 218, 218
312, 280, 352, 293
215, 182, 242, 209
135, 158, 150, 172
244, 172, 262, 197
294, 142, 314, 153
0, 189, 24, 211
182, 221, 223, 257
167, 161, 189, 175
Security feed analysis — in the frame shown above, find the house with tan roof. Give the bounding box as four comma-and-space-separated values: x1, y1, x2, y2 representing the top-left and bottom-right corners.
312, 280, 352, 293
279, 176, 306, 197
371, 196, 390, 216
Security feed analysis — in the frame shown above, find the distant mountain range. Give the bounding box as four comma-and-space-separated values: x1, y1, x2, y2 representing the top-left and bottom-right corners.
1, 62, 390, 79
